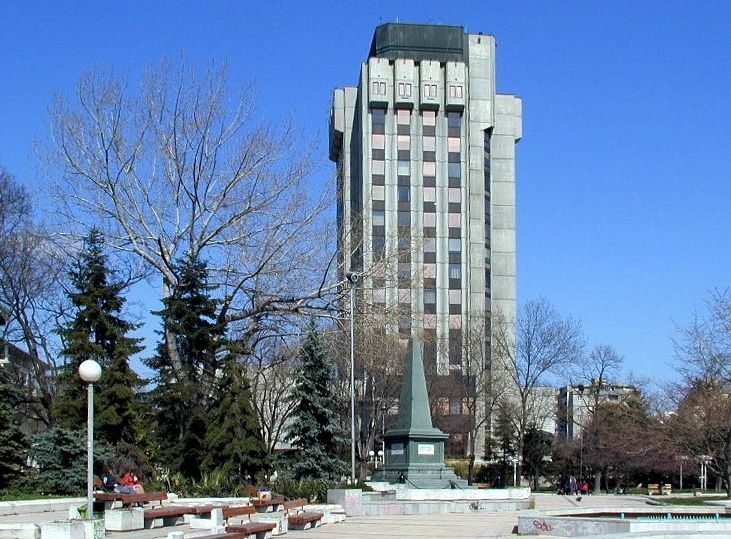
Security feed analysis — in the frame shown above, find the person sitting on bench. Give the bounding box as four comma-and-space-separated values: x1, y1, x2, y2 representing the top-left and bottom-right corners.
101, 468, 135, 494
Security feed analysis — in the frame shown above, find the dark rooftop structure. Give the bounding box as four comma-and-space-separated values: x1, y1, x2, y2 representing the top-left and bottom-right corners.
368, 23, 467, 64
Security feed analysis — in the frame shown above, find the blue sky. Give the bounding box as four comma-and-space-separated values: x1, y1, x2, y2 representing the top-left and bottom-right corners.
2, 1, 730, 384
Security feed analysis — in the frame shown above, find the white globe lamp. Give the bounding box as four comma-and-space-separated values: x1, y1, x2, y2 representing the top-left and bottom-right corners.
79, 360, 102, 383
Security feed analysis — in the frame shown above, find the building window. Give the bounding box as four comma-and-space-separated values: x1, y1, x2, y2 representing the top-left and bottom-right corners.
424, 288, 436, 304
448, 137, 460, 153
424, 237, 436, 253
423, 83, 438, 99
372, 236, 385, 260
373, 288, 386, 303
398, 82, 412, 97
398, 235, 410, 251
397, 287, 411, 303
397, 210, 410, 226
423, 161, 436, 177
398, 186, 411, 202
448, 162, 461, 179
448, 213, 461, 227
448, 238, 461, 253
372, 108, 385, 134
449, 85, 463, 99
449, 398, 461, 415
397, 135, 410, 151
449, 263, 461, 280
397, 109, 410, 125
449, 289, 461, 304
448, 187, 461, 203
397, 160, 410, 176
447, 111, 461, 136
372, 209, 385, 226
449, 328, 462, 364
372, 80, 386, 96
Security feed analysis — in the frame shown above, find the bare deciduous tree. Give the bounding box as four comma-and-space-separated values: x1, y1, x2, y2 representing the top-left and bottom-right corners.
569, 344, 627, 490
493, 298, 583, 479
674, 289, 731, 385
671, 289, 731, 497
0, 168, 64, 427
249, 343, 299, 454
44, 61, 337, 373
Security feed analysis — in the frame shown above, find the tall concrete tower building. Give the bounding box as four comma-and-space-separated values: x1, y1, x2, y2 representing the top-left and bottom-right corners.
329, 23, 521, 456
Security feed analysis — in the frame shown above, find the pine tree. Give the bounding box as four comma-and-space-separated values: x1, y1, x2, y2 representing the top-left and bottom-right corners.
54, 228, 144, 445
204, 356, 268, 481
0, 370, 28, 488
286, 321, 346, 480
146, 254, 225, 479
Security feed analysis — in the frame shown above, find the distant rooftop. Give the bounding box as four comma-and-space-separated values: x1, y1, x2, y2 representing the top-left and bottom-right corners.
368, 23, 467, 64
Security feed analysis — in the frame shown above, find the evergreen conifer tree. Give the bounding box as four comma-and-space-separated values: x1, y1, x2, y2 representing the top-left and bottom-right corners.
204, 356, 268, 481
146, 254, 224, 478
286, 321, 346, 480
0, 370, 28, 488
54, 229, 144, 445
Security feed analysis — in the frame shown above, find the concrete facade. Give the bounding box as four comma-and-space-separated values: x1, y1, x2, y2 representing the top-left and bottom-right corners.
557, 383, 638, 439
329, 23, 521, 458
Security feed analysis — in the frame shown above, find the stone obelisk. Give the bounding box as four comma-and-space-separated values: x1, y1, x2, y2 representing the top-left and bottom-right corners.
371, 339, 468, 488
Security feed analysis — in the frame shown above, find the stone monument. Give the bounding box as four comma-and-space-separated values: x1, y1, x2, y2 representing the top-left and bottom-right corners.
371, 339, 469, 488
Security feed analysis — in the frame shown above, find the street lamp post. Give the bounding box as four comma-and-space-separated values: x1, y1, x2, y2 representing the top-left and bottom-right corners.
510, 456, 520, 487
380, 404, 387, 467
679, 455, 688, 491
79, 359, 102, 519
346, 272, 359, 483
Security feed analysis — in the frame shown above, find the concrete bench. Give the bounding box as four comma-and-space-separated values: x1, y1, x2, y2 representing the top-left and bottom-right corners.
95, 491, 167, 509
222, 505, 257, 520
283, 498, 323, 530
250, 497, 285, 513
143, 504, 195, 528
225, 521, 277, 538
661, 483, 672, 495
647, 484, 660, 495
193, 533, 248, 539
219, 504, 277, 538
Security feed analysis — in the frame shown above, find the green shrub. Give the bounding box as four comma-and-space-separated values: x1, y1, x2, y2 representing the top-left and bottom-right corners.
0, 488, 64, 501
445, 458, 470, 479
29, 427, 114, 496
267, 478, 329, 502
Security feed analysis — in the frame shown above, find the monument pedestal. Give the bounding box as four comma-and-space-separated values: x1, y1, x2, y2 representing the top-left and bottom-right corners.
371, 340, 470, 489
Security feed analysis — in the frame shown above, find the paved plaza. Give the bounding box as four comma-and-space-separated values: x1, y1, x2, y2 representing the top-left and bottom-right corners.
0, 493, 663, 538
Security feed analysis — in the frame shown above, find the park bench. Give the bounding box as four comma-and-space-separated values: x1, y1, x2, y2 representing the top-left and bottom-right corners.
192, 534, 248, 539
143, 504, 195, 528
94, 490, 167, 509
220, 505, 277, 538
661, 483, 672, 495
283, 498, 323, 530
222, 505, 258, 520
249, 496, 285, 512
647, 484, 660, 495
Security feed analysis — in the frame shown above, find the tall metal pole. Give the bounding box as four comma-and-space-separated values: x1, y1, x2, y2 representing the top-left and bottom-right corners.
86, 382, 94, 519
349, 281, 356, 483
679, 460, 683, 491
